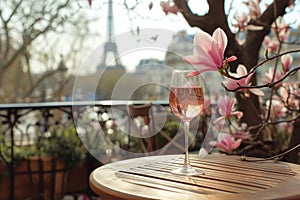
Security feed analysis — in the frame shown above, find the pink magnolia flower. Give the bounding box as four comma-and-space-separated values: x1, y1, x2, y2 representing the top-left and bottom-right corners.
279, 83, 300, 109
214, 95, 243, 124
209, 134, 242, 153
281, 54, 293, 73
232, 12, 264, 32
160, 1, 178, 15
263, 36, 280, 53
244, 0, 261, 19
272, 18, 291, 42
262, 68, 283, 88
273, 103, 287, 118
183, 28, 237, 77
232, 13, 251, 31
222, 64, 264, 96
267, 100, 287, 119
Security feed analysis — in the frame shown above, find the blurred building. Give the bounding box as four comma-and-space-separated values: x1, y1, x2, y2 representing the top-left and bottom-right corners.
165, 31, 194, 69
129, 58, 171, 100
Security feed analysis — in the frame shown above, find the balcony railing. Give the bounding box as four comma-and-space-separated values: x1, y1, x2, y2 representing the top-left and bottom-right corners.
0, 101, 205, 200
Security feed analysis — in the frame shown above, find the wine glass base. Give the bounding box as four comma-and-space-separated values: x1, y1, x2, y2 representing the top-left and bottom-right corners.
171, 165, 205, 176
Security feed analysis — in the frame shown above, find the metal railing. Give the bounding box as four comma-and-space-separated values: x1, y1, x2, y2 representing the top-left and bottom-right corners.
1, 100, 188, 200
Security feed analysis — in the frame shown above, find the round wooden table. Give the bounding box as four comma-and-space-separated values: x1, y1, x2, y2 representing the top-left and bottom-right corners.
90, 154, 300, 200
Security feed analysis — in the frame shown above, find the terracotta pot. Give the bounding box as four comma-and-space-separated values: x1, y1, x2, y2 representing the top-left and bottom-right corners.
65, 158, 87, 194
27, 156, 67, 200
0, 157, 68, 200
0, 160, 33, 200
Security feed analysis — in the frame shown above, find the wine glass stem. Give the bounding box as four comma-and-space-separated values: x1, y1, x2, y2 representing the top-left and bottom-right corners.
183, 121, 190, 167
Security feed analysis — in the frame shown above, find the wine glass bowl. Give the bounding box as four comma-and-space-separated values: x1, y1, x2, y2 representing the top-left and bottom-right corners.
169, 70, 205, 176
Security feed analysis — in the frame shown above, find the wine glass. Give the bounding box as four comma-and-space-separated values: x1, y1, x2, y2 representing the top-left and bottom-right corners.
169, 70, 205, 176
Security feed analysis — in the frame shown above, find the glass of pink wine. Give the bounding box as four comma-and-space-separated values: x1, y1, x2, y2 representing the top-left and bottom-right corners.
169, 70, 205, 176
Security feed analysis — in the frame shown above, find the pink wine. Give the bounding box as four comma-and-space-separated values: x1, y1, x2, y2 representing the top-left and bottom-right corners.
169, 86, 204, 122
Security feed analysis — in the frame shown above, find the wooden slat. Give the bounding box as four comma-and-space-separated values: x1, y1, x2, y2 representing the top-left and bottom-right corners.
137, 163, 282, 188
189, 154, 295, 175
116, 171, 224, 195
118, 168, 265, 193
118, 154, 296, 195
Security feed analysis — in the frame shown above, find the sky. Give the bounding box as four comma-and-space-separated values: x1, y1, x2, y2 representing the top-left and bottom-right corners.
71, 0, 300, 74
76, 0, 203, 73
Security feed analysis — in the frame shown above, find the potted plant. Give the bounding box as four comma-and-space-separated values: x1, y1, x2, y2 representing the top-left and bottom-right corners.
28, 125, 86, 200
0, 125, 86, 200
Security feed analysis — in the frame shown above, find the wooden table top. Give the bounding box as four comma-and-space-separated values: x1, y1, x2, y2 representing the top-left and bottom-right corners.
89, 154, 300, 200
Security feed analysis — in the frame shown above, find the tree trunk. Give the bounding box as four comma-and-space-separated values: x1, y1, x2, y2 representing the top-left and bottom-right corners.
283, 115, 300, 163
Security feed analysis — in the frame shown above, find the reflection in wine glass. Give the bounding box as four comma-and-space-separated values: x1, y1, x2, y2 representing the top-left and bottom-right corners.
169, 70, 205, 176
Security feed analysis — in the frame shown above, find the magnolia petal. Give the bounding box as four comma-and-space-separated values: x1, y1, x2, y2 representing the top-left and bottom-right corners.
217, 96, 227, 116
232, 111, 243, 119
210, 41, 223, 66
245, 72, 254, 85
229, 96, 237, 112
183, 55, 202, 65
232, 138, 242, 150
281, 54, 293, 72
223, 134, 234, 148
236, 65, 248, 76
214, 116, 225, 125
184, 53, 218, 70
194, 45, 217, 66
249, 88, 265, 96
222, 79, 239, 90
194, 30, 213, 52
213, 141, 229, 152
245, 25, 264, 31
263, 36, 271, 46
226, 55, 238, 62
213, 28, 228, 58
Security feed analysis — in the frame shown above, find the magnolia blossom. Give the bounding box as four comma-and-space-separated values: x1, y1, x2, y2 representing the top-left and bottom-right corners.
160, 1, 179, 15
183, 28, 237, 77
281, 54, 293, 73
214, 95, 243, 124
248, 0, 261, 19
272, 18, 291, 42
222, 65, 264, 96
266, 100, 287, 119
209, 134, 242, 153
262, 68, 283, 88
263, 36, 280, 53
232, 13, 250, 31
279, 83, 300, 109
262, 18, 291, 54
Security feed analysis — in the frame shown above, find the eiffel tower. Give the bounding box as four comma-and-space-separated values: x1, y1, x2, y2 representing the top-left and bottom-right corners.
96, 0, 125, 100
98, 0, 123, 69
